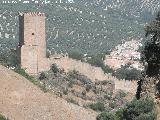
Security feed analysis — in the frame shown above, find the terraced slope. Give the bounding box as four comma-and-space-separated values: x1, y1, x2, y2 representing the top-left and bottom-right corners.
0, 65, 96, 120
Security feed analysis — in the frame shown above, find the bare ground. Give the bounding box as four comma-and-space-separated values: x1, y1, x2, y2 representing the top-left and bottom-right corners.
0, 65, 96, 120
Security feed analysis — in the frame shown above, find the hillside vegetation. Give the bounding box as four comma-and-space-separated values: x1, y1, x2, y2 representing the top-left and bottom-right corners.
0, 64, 96, 120
0, 0, 159, 56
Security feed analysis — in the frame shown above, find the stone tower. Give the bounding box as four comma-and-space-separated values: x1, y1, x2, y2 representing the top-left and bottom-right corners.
18, 12, 50, 74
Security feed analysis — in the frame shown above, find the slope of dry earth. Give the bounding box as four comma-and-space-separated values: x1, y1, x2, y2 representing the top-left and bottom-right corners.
0, 65, 96, 120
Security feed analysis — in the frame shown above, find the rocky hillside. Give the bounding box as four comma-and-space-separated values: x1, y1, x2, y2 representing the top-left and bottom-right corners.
0, 64, 96, 120
0, 0, 159, 55
38, 66, 131, 112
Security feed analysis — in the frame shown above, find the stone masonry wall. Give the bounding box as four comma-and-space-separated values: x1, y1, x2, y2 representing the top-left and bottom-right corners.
19, 12, 50, 74
50, 56, 138, 94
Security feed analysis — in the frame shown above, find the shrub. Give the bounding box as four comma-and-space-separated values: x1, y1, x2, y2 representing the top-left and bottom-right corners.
39, 72, 47, 80
104, 93, 112, 100
85, 84, 92, 92
67, 70, 92, 85
115, 108, 126, 120
122, 98, 155, 120
0, 114, 8, 120
51, 64, 59, 73
96, 98, 155, 120
87, 54, 105, 67
68, 50, 83, 61
119, 91, 127, 98
109, 101, 117, 109
82, 90, 86, 96
113, 66, 142, 80
134, 112, 155, 120
14, 67, 34, 81
96, 112, 115, 120
89, 102, 105, 112
87, 54, 114, 73
63, 89, 68, 95
101, 80, 110, 85
68, 80, 74, 88
115, 90, 127, 99
46, 50, 51, 58
101, 65, 114, 74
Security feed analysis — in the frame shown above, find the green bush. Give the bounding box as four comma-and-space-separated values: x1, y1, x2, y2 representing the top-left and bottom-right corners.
87, 54, 113, 73
87, 54, 105, 67
104, 93, 112, 100
123, 98, 155, 120
113, 66, 142, 80
68, 50, 84, 61
14, 67, 34, 81
46, 50, 51, 58
63, 89, 68, 95
114, 108, 126, 120
68, 80, 75, 88
82, 90, 87, 96
109, 101, 117, 109
39, 72, 47, 80
101, 65, 114, 74
115, 90, 127, 99
119, 91, 127, 98
85, 84, 92, 92
96, 98, 155, 120
51, 64, 59, 73
134, 112, 155, 120
89, 102, 105, 112
0, 114, 8, 120
96, 112, 115, 120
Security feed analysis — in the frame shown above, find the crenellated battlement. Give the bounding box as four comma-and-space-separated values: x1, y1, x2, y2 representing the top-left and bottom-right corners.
19, 12, 45, 17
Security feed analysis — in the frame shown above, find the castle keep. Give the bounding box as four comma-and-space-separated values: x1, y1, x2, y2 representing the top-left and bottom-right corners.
17, 12, 138, 94
18, 12, 50, 74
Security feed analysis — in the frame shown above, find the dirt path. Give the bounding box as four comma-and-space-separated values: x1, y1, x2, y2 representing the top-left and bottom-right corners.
0, 65, 96, 120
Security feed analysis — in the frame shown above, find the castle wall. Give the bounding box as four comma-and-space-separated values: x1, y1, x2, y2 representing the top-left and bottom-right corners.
21, 46, 38, 74
50, 56, 138, 94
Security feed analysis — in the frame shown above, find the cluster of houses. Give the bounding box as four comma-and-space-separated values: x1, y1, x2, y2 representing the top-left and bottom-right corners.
105, 39, 144, 71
